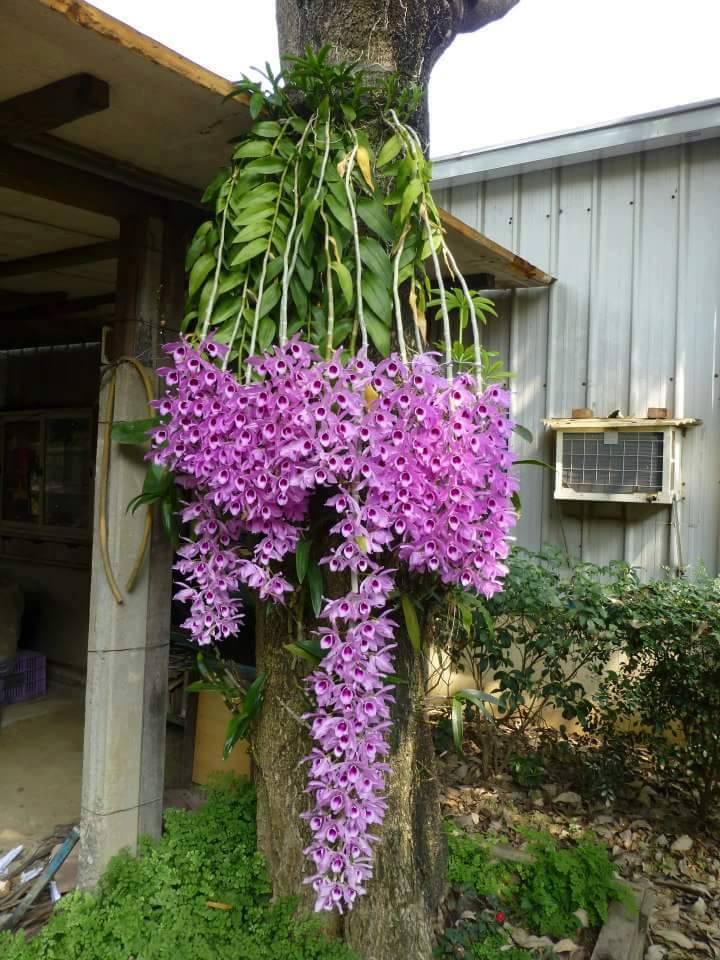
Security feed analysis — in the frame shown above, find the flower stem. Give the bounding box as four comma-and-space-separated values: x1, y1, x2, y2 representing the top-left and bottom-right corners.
344, 141, 368, 352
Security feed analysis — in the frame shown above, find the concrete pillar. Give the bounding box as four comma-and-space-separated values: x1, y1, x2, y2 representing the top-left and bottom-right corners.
79, 216, 173, 886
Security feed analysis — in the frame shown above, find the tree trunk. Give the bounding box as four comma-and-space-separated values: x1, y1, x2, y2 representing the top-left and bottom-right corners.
275, 0, 519, 143
254, 595, 446, 958
253, 4, 520, 957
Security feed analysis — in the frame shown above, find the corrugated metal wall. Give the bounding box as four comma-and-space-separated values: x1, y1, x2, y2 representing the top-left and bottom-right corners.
436, 139, 720, 577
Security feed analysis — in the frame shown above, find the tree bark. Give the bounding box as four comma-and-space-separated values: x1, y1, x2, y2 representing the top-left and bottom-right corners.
254, 595, 446, 959
253, 4, 521, 957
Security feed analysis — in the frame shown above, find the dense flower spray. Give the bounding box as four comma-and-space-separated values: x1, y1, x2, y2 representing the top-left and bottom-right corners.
152, 336, 517, 911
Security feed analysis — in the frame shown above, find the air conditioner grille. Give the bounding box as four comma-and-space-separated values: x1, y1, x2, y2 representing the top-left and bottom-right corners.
561, 431, 664, 495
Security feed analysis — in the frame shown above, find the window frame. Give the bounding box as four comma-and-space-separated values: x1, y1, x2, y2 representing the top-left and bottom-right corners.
0, 407, 95, 542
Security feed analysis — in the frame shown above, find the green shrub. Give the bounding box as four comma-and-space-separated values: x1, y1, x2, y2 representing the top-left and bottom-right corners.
446, 824, 632, 940
450, 547, 633, 731
592, 572, 720, 815
0, 778, 356, 960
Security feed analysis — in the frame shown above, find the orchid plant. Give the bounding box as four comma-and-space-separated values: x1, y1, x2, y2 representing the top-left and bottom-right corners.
127, 49, 519, 914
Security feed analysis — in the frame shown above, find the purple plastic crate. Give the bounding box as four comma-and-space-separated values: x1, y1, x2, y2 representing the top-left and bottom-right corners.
0, 650, 47, 705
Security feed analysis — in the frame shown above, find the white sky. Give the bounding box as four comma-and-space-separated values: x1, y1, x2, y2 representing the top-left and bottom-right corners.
92, 0, 720, 157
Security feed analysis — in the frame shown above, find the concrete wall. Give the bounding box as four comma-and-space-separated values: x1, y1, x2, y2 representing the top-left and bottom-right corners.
435, 138, 720, 578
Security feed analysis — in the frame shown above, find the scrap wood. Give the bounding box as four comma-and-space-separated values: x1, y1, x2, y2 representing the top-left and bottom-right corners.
0, 826, 79, 933
0, 845, 23, 877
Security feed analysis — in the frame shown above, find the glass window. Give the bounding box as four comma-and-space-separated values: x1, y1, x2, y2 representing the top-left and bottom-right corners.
2, 420, 43, 524
45, 417, 92, 529
1, 412, 93, 535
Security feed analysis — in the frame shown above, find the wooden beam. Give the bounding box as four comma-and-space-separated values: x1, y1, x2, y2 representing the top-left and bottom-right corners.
0, 143, 164, 218
0, 315, 111, 350
438, 208, 555, 288
0, 290, 69, 310
27, 135, 204, 218
0, 74, 109, 143
0, 292, 115, 319
0, 241, 118, 279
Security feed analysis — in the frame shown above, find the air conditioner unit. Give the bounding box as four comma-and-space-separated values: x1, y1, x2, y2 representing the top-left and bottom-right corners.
544, 418, 700, 505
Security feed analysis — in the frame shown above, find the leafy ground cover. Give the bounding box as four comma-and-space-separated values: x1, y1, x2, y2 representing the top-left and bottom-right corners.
437, 727, 720, 959
0, 778, 357, 960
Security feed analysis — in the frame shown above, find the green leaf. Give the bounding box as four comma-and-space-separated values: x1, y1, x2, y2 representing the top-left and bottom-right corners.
340, 103, 356, 123
186, 680, 225, 694
233, 139, 272, 160
399, 178, 423, 223
235, 181, 279, 209
359, 236, 393, 289
245, 156, 286, 175
362, 271, 392, 323
249, 91, 264, 119
223, 712, 246, 759
512, 423, 534, 444
357, 196, 394, 244
365, 313, 391, 357
290, 273, 309, 321
401, 593, 422, 651
210, 295, 244, 329
142, 462, 171, 497
217, 268, 246, 296
243, 672, 266, 719
188, 253, 216, 297
331, 261, 354, 305
307, 563, 323, 617
230, 236, 269, 267
234, 219, 272, 245
387, 673, 409, 686
111, 417, 158, 445
302, 196, 321, 244
201, 169, 229, 205
185, 221, 213, 272
326, 193, 353, 233
295, 540, 311, 583
284, 638, 323, 664
515, 458, 556, 470
257, 281, 281, 321
257, 315, 276, 352
233, 204, 276, 228
376, 134, 402, 168
294, 252, 314, 292
455, 688, 499, 714
252, 120, 282, 138
511, 490, 522, 515
161, 498, 179, 549
451, 696, 464, 754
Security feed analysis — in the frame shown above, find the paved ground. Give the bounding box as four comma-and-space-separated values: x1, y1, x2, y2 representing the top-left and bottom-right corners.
0, 686, 84, 852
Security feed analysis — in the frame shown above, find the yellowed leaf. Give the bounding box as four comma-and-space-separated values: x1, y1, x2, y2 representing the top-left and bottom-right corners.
409, 285, 427, 342
364, 383, 379, 408
206, 901, 233, 910
356, 146, 374, 190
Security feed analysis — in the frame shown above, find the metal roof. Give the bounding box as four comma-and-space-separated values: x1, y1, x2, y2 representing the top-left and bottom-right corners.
432, 98, 720, 187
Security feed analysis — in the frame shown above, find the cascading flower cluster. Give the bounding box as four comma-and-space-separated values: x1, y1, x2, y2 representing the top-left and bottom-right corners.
151, 335, 518, 911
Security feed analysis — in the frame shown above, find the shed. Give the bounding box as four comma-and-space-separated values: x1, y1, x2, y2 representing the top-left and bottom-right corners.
433, 101, 720, 579
0, 0, 553, 882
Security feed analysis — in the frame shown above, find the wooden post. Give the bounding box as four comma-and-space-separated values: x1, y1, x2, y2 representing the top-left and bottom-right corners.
79, 214, 178, 886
